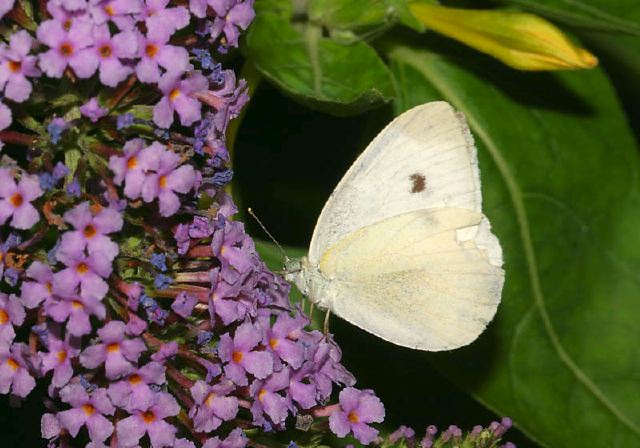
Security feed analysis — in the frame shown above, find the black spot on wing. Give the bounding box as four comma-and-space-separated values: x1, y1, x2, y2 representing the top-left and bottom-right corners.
409, 173, 426, 193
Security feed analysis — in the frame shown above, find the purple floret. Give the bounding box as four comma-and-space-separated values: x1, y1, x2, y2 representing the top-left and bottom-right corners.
135, 27, 190, 84
108, 361, 166, 411
189, 0, 255, 47
44, 292, 106, 337
139, 0, 190, 36
0, 342, 36, 398
58, 384, 115, 443
329, 388, 385, 445
89, 0, 142, 30
137, 142, 196, 216
218, 320, 273, 386
0, 30, 41, 102
20, 261, 53, 308
202, 428, 248, 448
80, 97, 109, 122
80, 321, 146, 379
0, 293, 24, 344
0, 168, 43, 229
89, 24, 138, 87
37, 19, 95, 78
0, 0, 14, 19
153, 71, 208, 128
263, 313, 306, 369
39, 326, 81, 388
109, 138, 146, 199
171, 291, 197, 318
115, 391, 180, 448
250, 367, 291, 426
54, 245, 112, 300
189, 379, 239, 432
58, 201, 123, 261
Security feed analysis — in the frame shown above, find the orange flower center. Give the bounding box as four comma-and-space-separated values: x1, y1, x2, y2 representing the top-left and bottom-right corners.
169, 88, 181, 101
83, 225, 97, 238
59, 42, 73, 57
6, 358, 19, 370
232, 351, 243, 363
145, 44, 158, 58
205, 392, 216, 407
57, 351, 67, 363
159, 175, 167, 188
128, 374, 142, 385
107, 343, 120, 353
142, 410, 156, 423
72, 300, 84, 310
9, 193, 23, 207
269, 338, 279, 349
127, 156, 138, 169
8, 60, 21, 73
63, 19, 72, 31
46, 282, 53, 294
0, 309, 9, 325
82, 404, 95, 416
99, 45, 112, 58
258, 388, 267, 402
76, 262, 89, 274
348, 411, 359, 423
104, 4, 115, 16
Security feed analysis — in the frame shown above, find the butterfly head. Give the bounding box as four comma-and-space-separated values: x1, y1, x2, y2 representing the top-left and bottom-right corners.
283, 257, 310, 296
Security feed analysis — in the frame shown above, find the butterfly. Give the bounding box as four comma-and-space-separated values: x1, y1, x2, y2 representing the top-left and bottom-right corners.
283, 101, 504, 351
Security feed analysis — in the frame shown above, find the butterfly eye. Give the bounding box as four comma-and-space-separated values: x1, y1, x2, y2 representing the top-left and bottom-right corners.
284, 258, 301, 273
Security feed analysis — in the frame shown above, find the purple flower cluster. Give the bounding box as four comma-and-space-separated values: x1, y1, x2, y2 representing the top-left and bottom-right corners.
0, 0, 253, 139
380, 419, 515, 448
0, 1, 391, 447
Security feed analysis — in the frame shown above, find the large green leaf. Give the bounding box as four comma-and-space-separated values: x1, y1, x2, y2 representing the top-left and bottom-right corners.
244, 10, 395, 115
385, 37, 640, 447
494, 0, 640, 34
307, 0, 426, 39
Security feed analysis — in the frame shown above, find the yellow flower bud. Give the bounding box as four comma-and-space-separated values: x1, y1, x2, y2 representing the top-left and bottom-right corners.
408, 2, 598, 71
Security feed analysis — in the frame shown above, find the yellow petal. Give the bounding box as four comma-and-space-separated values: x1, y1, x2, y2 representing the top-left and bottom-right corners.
408, 2, 598, 71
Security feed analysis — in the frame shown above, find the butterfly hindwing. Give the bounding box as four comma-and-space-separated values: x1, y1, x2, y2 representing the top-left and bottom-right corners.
319, 208, 504, 351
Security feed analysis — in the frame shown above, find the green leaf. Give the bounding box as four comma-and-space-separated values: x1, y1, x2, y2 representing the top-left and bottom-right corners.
17, 116, 46, 137
64, 149, 82, 181
245, 12, 395, 115
495, 0, 640, 35
385, 39, 640, 447
50, 93, 80, 108
308, 0, 405, 41
253, 0, 294, 18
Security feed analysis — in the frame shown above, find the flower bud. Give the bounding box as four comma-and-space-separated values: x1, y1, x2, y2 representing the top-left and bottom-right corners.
408, 3, 598, 71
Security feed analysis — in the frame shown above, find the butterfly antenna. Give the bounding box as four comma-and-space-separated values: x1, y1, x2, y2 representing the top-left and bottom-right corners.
247, 208, 289, 262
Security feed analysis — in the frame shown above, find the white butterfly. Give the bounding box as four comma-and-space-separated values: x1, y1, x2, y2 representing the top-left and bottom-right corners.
284, 101, 504, 351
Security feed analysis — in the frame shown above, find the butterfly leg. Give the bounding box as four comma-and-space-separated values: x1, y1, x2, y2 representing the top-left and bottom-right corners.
323, 309, 331, 335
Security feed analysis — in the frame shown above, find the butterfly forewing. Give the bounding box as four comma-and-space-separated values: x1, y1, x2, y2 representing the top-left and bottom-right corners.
308, 101, 482, 265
